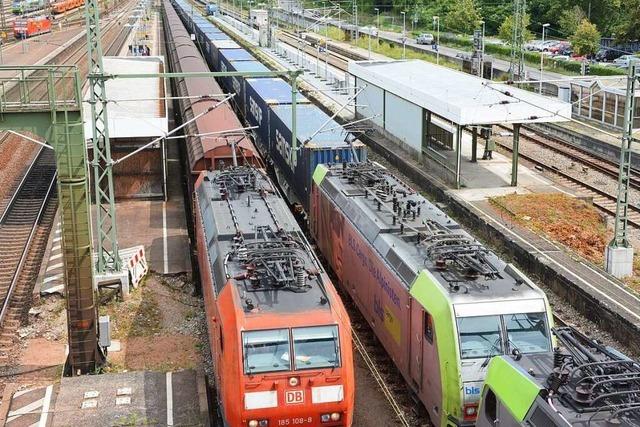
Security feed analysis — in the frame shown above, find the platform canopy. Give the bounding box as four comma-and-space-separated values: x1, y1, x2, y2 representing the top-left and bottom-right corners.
83, 56, 168, 140
349, 60, 571, 126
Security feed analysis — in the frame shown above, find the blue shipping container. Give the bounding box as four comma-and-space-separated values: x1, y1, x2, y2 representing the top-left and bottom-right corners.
207, 39, 241, 71
219, 48, 256, 62
268, 104, 366, 208
219, 61, 270, 115
245, 78, 310, 154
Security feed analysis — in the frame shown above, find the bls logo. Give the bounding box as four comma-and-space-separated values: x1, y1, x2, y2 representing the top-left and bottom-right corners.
248, 97, 262, 125
285, 390, 304, 404
232, 77, 241, 97
275, 129, 297, 168
464, 386, 481, 396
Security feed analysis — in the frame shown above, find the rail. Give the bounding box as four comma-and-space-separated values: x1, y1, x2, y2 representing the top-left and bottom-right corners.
0, 152, 57, 327
0, 144, 44, 224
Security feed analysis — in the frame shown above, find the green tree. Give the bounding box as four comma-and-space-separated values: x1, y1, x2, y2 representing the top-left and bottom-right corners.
569, 19, 601, 56
614, 0, 640, 41
445, 0, 482, 34
559, 5, 586, 36
498, 13, 534, 44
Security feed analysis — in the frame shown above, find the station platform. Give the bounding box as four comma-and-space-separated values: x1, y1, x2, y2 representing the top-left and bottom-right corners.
1, 369, 208, 427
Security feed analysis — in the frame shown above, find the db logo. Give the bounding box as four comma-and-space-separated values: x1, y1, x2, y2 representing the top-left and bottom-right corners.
285, 390, 304, 404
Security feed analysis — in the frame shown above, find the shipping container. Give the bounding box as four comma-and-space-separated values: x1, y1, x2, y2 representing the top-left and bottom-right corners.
218, 60, 270, 114
244, 78, 310, 154
206, 39, 241, 71
268, 103, 366, 208
218, 48, 256, 62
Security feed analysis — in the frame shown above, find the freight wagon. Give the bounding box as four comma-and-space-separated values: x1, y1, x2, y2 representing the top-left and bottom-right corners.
51, 0, 82, 14
218, 60, 270, 114
310, 162, 555, 427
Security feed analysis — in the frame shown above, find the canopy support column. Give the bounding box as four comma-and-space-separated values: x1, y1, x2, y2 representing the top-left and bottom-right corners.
511, 123, 521, 186
471, 126, 478, 163
455, 124, 462, 189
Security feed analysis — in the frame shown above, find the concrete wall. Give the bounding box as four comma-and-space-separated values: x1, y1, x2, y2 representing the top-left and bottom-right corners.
384, 91, 423, 153
355, 77, 384, 128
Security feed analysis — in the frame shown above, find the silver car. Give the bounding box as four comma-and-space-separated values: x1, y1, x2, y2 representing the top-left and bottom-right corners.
416, 33, 435, 45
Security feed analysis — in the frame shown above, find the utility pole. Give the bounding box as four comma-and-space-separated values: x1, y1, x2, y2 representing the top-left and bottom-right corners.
605, 59, 638, 278
86, 0, 121, 274
509, 0, 526, 81
352, 0, 357, 44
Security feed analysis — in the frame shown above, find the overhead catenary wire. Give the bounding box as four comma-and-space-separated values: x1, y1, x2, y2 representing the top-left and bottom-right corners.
112, 93, 235, 166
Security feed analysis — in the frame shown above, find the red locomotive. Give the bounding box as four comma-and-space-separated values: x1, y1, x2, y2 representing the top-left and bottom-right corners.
194, 168, 354, 426
13, 16, 51, 39
51, 0, 83, 14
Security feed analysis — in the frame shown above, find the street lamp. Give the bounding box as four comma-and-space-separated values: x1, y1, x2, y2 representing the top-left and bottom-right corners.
401, 11, 406, 60
540, 23, 550, 94
374, 7, 379, 43
479, 20, 485, 77
433, 15, 440, 65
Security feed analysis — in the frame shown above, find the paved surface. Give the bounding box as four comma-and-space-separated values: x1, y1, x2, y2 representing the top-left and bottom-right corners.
2, 370, 207, 427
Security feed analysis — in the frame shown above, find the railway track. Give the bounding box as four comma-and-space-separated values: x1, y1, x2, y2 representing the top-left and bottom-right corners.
0, 148, 56, 334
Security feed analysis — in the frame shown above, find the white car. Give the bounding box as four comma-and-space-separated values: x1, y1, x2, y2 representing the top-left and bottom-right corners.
360, 26, 378, 37
613, 54, 638, 68
416, 33, 435, 45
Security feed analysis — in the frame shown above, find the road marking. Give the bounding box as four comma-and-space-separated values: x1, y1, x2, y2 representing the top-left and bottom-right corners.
163, 202, 168, 274
38, 385, 53, 427
7, 397, 44, 423
166, 372, 174, 426
13, 388, 35, 398
463, 197, 640, 322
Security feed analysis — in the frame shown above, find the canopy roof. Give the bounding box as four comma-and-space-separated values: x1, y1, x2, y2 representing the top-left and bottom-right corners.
349, 60, 572, 126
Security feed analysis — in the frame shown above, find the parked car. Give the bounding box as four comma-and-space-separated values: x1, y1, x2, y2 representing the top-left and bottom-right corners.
549, 41, 571, 54
552, 55, 570, 61
595, 48, 625, 62
524, 40, 543, 51
539, 40, 561, 52
416, 33, 434, 45
361, 26, 378, 37
613, 54, 639, 68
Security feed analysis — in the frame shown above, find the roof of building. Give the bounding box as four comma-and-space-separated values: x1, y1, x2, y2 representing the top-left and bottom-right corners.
349, 60, 572, 126
195, 167, 333, 314
83, 56, 168, 140
315, 163, 546, 307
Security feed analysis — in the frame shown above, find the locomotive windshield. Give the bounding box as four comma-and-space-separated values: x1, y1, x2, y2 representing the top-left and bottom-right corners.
457, 316, 503, 359
457, 313, 550, 360
243, 329, 291, 374
292, 325, 340, 370
242, 325, 341, 374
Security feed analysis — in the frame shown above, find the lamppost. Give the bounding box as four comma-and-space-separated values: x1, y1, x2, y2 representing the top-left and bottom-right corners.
433, 15, 440, 65
540, 23, 550, 94
401, 11, 406, 60
480, 20, 485, 77
374, 7, 379, 43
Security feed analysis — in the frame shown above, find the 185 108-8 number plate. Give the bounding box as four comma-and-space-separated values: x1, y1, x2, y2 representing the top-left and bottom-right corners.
277, 417, 313, 426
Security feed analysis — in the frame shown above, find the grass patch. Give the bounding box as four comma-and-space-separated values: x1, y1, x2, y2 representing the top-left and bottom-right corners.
490, 193, 640, 292
100, 281, 162, 340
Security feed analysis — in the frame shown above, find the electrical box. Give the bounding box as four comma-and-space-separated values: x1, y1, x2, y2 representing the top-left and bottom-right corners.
99, 315, 111, 348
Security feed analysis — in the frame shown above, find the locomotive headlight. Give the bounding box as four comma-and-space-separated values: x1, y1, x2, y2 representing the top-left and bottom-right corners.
289, 377, 299, 387
330, 412, 341, 421
320, 414, 331, 423
248, 420, 258, 427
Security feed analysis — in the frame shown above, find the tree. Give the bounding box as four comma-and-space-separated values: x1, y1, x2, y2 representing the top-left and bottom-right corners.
445, 0, 482, 34
559, 5, 586, 36
614, 0, 640, 41
498, 13, 534, 44
570, 19, 601, 56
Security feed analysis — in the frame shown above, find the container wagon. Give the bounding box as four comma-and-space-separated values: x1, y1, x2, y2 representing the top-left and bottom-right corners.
477, 327, 640, 426
194, 166, 355, 427
310, 162, 555, 427
163, 0, 260, 174
219, 60, 270, 115
13, 16, 51, 38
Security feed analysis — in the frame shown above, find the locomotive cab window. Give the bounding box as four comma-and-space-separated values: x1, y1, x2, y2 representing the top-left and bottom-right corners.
457, 316, 503, 359
243, 329, 291, 374
505, 312, 551, 354
292, 325, 340, 370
